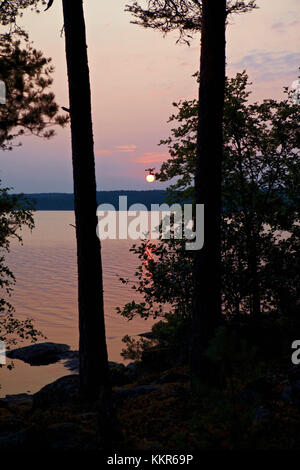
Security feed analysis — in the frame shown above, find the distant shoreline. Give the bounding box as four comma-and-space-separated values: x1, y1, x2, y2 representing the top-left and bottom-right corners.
13, 190, 169, 211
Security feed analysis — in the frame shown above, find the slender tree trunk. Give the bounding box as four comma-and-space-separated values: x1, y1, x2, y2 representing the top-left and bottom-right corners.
248, 236, 261, 316
190, 0, 226, 386
62, 0, 110, 400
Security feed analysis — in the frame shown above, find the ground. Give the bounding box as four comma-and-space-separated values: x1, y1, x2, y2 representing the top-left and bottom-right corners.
1, 359, 300, 451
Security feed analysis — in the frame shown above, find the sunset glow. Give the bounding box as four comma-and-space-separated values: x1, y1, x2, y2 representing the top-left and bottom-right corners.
0, 0, 299, 192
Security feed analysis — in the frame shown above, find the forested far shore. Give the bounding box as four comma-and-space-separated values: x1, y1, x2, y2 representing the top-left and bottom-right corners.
12, 190, 168, 211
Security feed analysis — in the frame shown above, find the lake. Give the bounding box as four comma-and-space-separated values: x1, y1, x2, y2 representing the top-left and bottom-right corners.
0, 211, 156, 397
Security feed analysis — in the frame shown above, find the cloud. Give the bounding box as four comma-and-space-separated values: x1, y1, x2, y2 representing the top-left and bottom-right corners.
114, 144, 137, 153
95, 149, 113, 156
130, 152, 170, 164
271, 22, 285, 32
271, 19, 300, 33
96, 145, 138, 156
231, 51, 300, 81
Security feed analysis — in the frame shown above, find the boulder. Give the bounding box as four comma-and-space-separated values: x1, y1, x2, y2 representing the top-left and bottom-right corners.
39, 423, 88, 450
237, 389, 259, 405
253, 407, 271, 424
62, 355, 138, 385
0, 423, 92, 451
245, 376, 274, 399
0, 429, 33, 450
114, 384, 162, 400
2, 394, 33, 408
7, 342, 71, 366
125, 362, 139, 381
3, 393, 33, 404
158, 372, 189, 384
62, 350, 79, 372
33, 374, 80, 408
289, 365, 300, 384
108, 362, 127, 386
282, 380, 300, 406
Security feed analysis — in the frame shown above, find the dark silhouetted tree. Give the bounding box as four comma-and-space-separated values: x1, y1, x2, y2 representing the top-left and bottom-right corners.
125, 0, 257, 385
190, 0, 226, 385
0, 0, 111, 401
61, 0, 110, 401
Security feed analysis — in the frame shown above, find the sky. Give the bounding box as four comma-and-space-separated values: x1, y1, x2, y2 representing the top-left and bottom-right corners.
0, 0, 300, 193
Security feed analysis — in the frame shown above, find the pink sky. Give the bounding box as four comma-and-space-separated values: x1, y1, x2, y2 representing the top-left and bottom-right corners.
1, 0, 300, 192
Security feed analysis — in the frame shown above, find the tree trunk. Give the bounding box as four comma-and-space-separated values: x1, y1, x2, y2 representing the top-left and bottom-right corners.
248, 235, 261, 317
62, 0, 110, 400
190, 0, 226, 386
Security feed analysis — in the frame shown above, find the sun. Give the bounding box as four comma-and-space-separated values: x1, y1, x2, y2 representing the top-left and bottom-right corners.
145, 168, 156, 183
146, 174, 155, 183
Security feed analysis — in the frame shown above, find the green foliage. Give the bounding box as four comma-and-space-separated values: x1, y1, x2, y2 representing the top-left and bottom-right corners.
0, 188, 33, 319
151, 311, 190, 348
0, 30, 68, 150
117, 238, 192, 321
0, 0, 47, 26
121, 312, 190, 365
121, 334, 152, 361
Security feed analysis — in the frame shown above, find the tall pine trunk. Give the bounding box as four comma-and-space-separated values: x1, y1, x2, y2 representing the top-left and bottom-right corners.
62, 0, 110, 400
190, 0, 226, 386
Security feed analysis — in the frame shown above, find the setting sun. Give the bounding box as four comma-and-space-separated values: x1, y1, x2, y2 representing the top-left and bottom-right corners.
146, 174, 155, 183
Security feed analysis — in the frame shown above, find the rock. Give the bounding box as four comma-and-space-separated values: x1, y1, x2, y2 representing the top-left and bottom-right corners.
3, 394, 33, 406
246, 376, 274, 399
62, 356, 137, 385
0, 408, 24, 434
282, 385, 293, 403
237, 389, 259, 405
108, 361, 125, 368
0, 429, 33, 450
125, 362, 139, 380
282, 380, 300, 406
0, 422, 95, 450
62, 351, 79, 372
33, 375, 80, 408
109, 362, 128, 386
114, 384, 162, 400
288, 365, 300, 384
40, 423, 86, 450
0, 399, 8, 409
7, 342, 71, 366
158, 372, 189, 384
253, 407, 271, 423
80, 412, 98, 420
63, 354, 122, 374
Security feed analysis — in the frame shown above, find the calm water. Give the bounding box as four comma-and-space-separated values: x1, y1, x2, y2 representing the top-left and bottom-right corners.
0, 211, 155, 397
